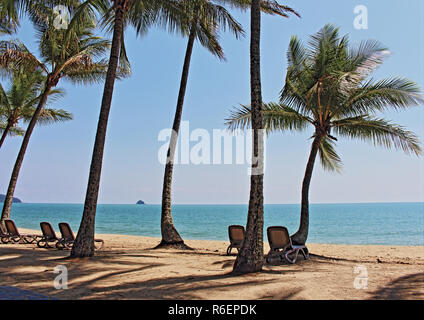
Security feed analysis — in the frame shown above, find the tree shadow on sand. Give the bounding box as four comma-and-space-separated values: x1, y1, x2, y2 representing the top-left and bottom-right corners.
371, 273, 424, 300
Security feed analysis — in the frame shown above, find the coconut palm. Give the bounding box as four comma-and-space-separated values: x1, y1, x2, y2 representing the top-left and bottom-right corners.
0, 69, 72, 150
70, 0, 187, 258
0, 2, 112, 230
223, 0, 297, 274
158, 0, 298, 250
158, 0, 246, 249
227, 24, 423, 247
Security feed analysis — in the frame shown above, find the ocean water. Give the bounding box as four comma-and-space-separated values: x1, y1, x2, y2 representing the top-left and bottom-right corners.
5, 202, 424, 246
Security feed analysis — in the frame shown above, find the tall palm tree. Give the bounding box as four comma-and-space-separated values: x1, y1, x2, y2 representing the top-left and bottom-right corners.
227, 24, 423, 246
158, 0, 245, 249
228, 0, 298, 274
0, 2, 112, 230
0, 69, 72, 150
158, 0, 297, 250
70, 0, 184, 257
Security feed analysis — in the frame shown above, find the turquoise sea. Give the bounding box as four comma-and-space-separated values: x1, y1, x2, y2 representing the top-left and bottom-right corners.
6, 202, 424, 246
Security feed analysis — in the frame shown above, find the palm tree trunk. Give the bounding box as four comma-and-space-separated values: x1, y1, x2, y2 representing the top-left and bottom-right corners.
157, 26, 196, 249
70, 5, 124, 258
0, 84, 52, 232
0, 122, 11, 150
233, 0, 264, 274
291, 134, 322, 245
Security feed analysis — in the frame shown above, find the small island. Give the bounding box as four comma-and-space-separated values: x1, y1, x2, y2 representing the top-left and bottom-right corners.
136, 200, 145, 205
0, 194, 22, 203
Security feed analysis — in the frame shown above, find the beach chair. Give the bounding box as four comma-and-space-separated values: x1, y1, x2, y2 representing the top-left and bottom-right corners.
37, 222, 61, 248
0, 225, 8, 244
266, 226, 309, 264
58, 222, 104, 250
226, 225, 245, 255
1, 220, 41, 244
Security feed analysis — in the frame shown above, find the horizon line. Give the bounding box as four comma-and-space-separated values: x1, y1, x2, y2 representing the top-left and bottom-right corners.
7, 201, 424, 206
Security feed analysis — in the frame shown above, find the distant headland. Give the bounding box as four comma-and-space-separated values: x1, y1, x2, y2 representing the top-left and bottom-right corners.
136, 200, 145, 205
0, 194, 22, 203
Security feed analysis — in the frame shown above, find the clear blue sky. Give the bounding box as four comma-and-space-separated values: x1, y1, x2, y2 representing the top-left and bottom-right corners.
1, 0, 423, 204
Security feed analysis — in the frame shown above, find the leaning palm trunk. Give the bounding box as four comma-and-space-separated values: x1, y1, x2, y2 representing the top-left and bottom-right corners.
70, 7, 124, 258
233, 0, 265, 274
0, 122, 12, 150
158, 26, 196, 249
290, 134, 322, 245
0, 83, 53, 232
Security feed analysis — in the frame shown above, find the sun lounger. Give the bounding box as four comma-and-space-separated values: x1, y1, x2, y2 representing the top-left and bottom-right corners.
266, 226, 309, 264
0, 225, 7, 243
226, 225, 245, 255
58, 222, 104, 250
1, 220, 42, 244
37, 222, 61, 248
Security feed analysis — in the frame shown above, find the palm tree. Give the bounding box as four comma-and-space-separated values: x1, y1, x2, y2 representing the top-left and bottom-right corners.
227, 0, 298, 274
227, 24, 423, 246
0, 2, 112, 230
0, 69, 72, 150
158, 0, 297, 250
70, 0, 184, 257
158, 0, 245, 249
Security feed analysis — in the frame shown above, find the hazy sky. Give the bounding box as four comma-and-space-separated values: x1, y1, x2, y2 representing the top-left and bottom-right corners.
0, 0, 423, 204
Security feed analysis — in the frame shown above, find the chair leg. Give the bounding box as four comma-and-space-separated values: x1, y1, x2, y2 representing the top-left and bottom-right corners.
37, 238, 47, 248
94, 240, 104, 250
1, 236, 10, 244
226, 245, 233, 256
285, 249, 298, 264
23, 236, 36, 244
300, 248, 309, 260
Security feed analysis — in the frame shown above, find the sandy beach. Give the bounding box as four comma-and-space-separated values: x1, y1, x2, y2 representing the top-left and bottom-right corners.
0, 228, 423, 300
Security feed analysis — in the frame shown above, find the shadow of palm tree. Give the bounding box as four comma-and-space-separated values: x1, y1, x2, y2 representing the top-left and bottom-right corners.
371, 273, 424, 300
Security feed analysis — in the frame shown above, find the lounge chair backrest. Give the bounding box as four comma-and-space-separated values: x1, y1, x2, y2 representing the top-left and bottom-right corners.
5, 220, 19, 236
267, 226, 291, 251
228, 225, 244, 244
40, 222, 56, 240
59, 223, 75, 241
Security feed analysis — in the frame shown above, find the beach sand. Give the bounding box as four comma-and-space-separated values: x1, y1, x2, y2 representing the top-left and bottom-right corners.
0, 228, 423, 300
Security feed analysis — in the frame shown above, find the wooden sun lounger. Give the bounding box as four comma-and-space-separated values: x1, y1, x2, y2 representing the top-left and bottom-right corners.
57, 222, 104, 250
37, 222, 61, 248
1, 220, 42, 244
266, 226, 309, 264
226, 225, 245, 255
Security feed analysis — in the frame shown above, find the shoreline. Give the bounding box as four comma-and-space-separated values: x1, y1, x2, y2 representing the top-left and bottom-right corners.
7, 202, 424, 247
16, 227, 424, 248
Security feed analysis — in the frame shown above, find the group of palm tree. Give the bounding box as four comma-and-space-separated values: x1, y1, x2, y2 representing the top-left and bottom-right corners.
0, 0, 422, 276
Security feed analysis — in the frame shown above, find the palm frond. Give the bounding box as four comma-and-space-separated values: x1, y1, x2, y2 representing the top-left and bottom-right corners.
226, 102, 312, 133
336, 77, 423, 118
318, 135, 342, 172
332, 115, 422, 156
0, 40, 48, 73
